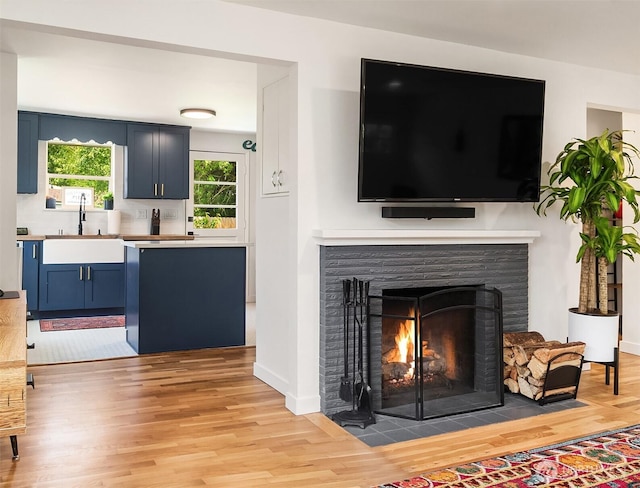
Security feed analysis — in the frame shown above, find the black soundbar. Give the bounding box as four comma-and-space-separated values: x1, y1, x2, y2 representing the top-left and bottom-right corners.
381, 207, 476, 219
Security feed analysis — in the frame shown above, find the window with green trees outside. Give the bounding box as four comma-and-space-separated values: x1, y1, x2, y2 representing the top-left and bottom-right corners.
193, 158, 238, 229
46, 142, 113, 208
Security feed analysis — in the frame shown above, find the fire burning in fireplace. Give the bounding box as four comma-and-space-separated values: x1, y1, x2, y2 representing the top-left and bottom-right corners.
382, 308, 452, 390
396, 319, 412, 364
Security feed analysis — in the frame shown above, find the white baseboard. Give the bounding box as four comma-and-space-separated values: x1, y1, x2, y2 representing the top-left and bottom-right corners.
620, 340, 640, 356
285, 393, 321, 415
253, 361, 321, 414
253, 361, 288, 395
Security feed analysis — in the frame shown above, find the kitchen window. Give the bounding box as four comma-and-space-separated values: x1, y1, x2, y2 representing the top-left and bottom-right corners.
46, 141, 113, 208
189, 151, 246, 237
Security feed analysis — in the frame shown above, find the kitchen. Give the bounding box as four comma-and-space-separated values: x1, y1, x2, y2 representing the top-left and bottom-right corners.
8, 27, 261, 361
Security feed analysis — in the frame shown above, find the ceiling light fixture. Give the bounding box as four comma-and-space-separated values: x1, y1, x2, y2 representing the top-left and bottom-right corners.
180, 108, 216, 119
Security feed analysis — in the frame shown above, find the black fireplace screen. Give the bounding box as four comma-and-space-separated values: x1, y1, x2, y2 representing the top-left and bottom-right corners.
367, 285, 504, 420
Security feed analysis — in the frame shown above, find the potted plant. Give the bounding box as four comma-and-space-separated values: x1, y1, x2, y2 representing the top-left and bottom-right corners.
535, 129, 640, 361
103, 192, 114, 210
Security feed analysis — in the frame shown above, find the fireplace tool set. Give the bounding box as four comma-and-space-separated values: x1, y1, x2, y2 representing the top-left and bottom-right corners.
333, 278, 376, 428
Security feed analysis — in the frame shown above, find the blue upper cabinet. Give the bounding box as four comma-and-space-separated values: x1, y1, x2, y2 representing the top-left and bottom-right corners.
17, 112, 39, 194
124, 123, 190, 199
16, 111, 188, 199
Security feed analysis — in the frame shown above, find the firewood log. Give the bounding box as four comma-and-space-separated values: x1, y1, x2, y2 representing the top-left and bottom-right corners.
504, 378, 519, 393
532, 342, 585, 363
515, 364, 531, 378
527, 375, 545, 387
504, 364, 513, 377
503, 331, 545, 347
503, 348, 516, 366
382, 362, 411, 381
509, 367, 518, 381
513, 341, 562, 365
527, 341, 585, 379
422, 349, 440, 360
527, 356, 547, 380
422, 358, 446, 375
382, 348, 400, 364
504, 365, 519, 381
517, 376, 540, 399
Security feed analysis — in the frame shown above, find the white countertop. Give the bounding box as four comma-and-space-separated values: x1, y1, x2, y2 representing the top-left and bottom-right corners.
123, 239, 248, 249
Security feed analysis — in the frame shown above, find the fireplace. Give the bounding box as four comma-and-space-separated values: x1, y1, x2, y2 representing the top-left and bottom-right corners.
368, 285, 504, 420
318, 241, 530, 417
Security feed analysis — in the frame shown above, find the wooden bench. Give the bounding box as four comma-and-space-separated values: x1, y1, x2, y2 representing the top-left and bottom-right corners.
0, 291, 27, 460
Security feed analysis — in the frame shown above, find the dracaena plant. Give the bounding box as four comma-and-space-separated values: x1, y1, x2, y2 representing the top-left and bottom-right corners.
535, 130, 640, 315
578, 215, 640, 313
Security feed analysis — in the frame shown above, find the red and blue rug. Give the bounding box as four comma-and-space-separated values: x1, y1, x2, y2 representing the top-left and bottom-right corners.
40, 315, 125, 332
374, 424, 640, 487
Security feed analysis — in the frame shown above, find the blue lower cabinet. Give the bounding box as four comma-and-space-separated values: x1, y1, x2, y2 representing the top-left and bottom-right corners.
85, 264, 125, 309
21, 241, 41, 313
39, 263, 124, 312
125, 246, 246, 354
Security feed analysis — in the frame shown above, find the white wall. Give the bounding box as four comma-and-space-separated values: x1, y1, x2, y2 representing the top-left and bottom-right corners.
3, 0, 640, 414
0, 52, 18, 291
621, 112, 640, 355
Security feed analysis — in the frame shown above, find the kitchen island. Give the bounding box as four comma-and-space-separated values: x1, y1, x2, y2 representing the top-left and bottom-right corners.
123, 240, 246, 354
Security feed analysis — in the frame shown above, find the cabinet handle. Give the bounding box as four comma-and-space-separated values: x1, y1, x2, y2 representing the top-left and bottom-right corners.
32, 245, 37, 260
87, 266, 91, 281
79, 266, 83, 281
154, 183, 158, 196
271, 171, 277, 187
161, 183, 164, 196
277, 170, 284, 187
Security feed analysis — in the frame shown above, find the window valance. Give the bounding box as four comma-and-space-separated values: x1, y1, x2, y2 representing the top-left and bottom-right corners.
36, 112, 127, 145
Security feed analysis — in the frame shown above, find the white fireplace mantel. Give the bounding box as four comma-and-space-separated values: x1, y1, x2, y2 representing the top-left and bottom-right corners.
312, 229, 541, 246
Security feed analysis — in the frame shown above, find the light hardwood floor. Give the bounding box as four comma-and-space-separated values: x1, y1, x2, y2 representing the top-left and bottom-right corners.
1, 347, 639, 487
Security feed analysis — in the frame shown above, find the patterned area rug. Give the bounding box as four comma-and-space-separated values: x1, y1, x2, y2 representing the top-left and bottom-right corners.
40, 315, 125, 332
373, 424, 640, 487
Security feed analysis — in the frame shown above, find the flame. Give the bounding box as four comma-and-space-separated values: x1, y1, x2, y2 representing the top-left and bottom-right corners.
395, 314, 415, 364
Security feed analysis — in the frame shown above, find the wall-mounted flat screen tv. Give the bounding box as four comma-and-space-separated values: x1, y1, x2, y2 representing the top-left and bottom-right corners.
358, 59, 545, 202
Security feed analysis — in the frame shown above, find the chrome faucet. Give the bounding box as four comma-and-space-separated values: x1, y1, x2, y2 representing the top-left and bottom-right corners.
78, 193, 86, 235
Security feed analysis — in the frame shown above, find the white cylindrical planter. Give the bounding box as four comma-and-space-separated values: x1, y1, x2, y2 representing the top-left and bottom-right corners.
107, 209, 121, 235
568, 309, 619, 362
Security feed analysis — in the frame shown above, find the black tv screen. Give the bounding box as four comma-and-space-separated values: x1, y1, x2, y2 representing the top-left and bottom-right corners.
358, 59, 545, 202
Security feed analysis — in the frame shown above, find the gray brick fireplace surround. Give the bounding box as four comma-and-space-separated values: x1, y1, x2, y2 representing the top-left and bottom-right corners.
318, 242, 529, 416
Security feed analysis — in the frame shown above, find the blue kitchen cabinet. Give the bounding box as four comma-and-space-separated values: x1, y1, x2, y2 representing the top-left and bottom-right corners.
39, 263, 125, 312
17, 112, 39, 194
125, 246, 246, 354
21, 240, 41, 314
124, 123, 190, 199
84, 264, 125, 308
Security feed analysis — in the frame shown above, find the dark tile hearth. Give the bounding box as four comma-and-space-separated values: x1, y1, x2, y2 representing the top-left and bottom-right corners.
337, 394, 585, 447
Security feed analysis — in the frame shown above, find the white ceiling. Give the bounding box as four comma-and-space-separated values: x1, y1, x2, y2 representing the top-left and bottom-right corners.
2, 1, 639, 133
226, 0, 640, 76
0, 22, 258, 133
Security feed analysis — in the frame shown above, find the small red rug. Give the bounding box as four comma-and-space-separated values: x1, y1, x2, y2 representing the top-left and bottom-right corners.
373, 424, 640, 487
39, 315, 125, 332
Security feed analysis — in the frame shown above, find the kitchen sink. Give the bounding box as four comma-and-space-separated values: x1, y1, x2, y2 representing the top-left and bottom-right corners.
42, 238, 124, 264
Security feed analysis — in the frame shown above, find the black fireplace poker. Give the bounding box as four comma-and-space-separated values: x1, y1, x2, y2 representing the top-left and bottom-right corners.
333, 278, 376, 429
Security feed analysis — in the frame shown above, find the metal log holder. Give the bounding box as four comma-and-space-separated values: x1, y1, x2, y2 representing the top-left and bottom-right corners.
332, 278, 376, 429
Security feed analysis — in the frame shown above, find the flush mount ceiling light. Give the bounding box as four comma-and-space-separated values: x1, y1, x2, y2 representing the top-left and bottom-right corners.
180, 108, 217, 119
